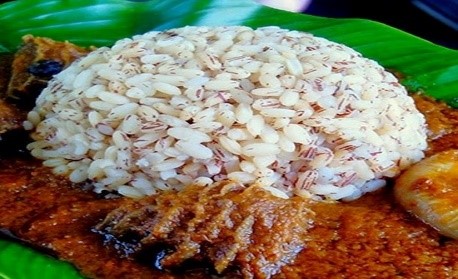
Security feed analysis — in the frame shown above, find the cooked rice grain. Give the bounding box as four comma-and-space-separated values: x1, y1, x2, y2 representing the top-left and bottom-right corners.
26, 26, 427, 200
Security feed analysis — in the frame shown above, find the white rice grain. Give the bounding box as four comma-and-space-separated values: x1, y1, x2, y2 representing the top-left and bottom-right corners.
167, 127, 212, 143
242, 143, 281, 157
175, 140, 213, 159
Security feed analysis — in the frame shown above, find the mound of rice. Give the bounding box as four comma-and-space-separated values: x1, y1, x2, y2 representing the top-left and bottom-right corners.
25, 26, 427, 200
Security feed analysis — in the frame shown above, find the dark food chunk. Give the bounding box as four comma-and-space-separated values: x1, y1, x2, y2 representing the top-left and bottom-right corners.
0, 129, 32, 158
0, 54, 23, 134
0, 37, 91, 134
0, 54, 13, 98
7, 35, 92, 110
27, 60, 64, 78
0, 99, 26, 134
95, 181, 314, 279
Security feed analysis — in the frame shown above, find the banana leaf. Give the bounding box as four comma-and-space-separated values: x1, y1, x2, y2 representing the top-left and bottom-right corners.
1, 0, 457, 106
0, 0, 457, 278
0, 238, 82, 279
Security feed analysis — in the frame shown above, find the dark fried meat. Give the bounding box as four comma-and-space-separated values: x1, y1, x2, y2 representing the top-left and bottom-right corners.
0, 53, 24, 134
96, 181, 314, 279
0, 36, 92, 134
7, 35, 92, 109
0, 53, 13, 98
0, 99, 26, 133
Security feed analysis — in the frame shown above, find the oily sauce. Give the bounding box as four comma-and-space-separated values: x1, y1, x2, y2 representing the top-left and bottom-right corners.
0, 94, 457, 278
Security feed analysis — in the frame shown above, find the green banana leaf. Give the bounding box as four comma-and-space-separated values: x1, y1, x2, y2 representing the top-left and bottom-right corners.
0, 0, 457, 278
0, 238, 82, 279
1, 0, 457, 106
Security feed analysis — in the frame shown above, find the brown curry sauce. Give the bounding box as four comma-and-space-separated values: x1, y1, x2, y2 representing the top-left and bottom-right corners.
0, 95, 458, 278
1, 36, 458, 278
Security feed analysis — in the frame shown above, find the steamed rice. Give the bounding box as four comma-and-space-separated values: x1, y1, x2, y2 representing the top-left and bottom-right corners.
25, 26, 427, 200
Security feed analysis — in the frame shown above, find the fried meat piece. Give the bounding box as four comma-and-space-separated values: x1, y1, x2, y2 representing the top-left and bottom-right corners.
0, 36, 93, 135
0, 53, 13, 98
0, 54, 24, 133
7, 35, 93, 109
0, 99, 26, 133
96, 181, 314, 279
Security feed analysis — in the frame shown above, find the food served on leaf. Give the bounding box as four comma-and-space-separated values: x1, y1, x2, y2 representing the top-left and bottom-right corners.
25, 26, 427, 201
0, 25, 457, 279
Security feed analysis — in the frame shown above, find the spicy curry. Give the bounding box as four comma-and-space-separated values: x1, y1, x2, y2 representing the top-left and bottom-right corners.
0, 37, 457, 279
